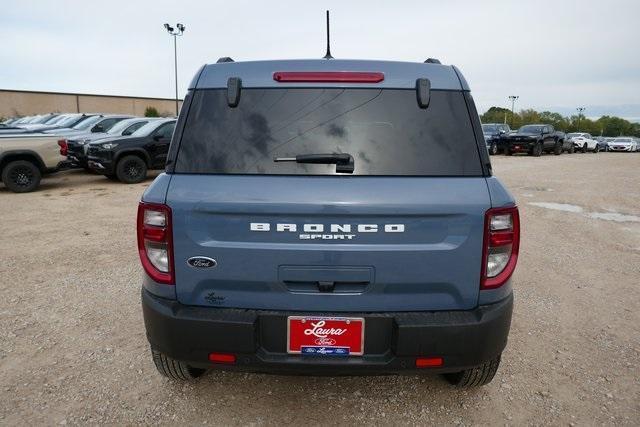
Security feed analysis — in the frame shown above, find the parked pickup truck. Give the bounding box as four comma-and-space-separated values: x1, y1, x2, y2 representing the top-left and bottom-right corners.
0, 134, 69, 192
503, 124, 570, 156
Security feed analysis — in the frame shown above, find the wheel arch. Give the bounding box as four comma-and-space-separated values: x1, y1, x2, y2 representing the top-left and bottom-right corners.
0, 150, 47, 174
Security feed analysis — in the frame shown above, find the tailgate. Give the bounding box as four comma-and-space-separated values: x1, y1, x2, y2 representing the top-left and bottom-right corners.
167, 175, 490, 312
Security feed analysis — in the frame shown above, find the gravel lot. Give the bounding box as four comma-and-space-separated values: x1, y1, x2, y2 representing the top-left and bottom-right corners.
1, 153, 639, 425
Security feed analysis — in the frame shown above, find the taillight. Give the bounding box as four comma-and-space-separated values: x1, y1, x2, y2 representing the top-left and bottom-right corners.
481, 206, 520, 290
273, 71, 384, 83
58, 139, 68, 156
137, 202, 174, 285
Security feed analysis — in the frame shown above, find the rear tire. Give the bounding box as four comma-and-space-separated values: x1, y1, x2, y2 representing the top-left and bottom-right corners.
593, 145, 599, 153
582, 143, 588, 153
569, 145, 575, 154
553, 140, 562, 155
489, 143, 498, 155
444, 354, 501, 387
151, 348, 206, 381
115, 155, 147, 184
1, 160, 42, 193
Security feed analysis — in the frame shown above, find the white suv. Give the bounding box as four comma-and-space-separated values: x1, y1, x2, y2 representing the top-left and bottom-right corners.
567, 133, 599, 153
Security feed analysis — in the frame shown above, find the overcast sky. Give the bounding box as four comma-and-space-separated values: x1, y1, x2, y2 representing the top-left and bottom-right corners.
1, 0, 639, 118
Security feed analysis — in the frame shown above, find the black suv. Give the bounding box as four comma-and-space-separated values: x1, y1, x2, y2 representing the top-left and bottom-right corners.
482, 123, 511, 155
87, 118, 176, 183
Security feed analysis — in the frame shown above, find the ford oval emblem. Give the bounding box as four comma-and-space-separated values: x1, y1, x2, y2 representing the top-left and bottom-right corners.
187, 257, 217, 269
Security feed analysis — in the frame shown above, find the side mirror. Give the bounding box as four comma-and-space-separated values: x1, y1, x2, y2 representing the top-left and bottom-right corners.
153, 134, 163, 141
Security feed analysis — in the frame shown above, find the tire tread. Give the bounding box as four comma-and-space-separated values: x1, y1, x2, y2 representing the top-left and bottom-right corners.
444, 355, 501, 387
151, 348, 205, 381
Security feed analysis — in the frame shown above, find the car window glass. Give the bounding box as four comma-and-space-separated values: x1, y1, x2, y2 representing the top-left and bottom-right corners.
122, 121, 147, 135
175, 88, 483, 176
96, 118, 120, 131
73, 116, 101, 130
155, 123, 176, 139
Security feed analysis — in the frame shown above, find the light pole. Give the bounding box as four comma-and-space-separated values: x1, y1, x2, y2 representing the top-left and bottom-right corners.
508, 95, 519, 127
164, 23, 185, 116
576, 107, 585, 131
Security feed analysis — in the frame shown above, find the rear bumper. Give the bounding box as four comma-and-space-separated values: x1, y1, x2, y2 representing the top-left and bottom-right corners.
142, 289, 513, 375
66, 145, 88, 168
67, 154, 88, 168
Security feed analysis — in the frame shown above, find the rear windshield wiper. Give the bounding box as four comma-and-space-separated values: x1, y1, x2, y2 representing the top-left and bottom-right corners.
274, 153, 354, 174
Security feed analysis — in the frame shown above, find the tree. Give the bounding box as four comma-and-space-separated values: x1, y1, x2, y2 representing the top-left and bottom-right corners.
539, 111, 569, 131
144, 106, 160, 117
480, 107, 510, 125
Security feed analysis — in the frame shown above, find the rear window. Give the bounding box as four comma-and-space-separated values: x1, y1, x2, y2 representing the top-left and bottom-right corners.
175, 88, 482, 176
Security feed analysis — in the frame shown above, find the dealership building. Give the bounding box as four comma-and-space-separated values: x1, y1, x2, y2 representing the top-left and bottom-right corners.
0, 89, 183, 118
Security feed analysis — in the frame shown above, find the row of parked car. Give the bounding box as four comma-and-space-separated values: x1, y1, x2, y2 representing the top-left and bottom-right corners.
2, 111, 637, 193
0, 113, 176, 192
482, 123, 639, 156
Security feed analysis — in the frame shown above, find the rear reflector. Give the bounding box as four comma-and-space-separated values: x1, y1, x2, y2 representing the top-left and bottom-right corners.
416, 357, 443, 368
208, 353, 236, 364
273, 71, 384, 83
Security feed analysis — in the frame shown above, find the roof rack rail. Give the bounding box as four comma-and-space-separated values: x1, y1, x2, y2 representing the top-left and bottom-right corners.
217, 57, 234, 63
424, 58, 441, 64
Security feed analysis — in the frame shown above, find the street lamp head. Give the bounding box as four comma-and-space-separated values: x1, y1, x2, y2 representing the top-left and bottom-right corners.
163, 22, 185, 116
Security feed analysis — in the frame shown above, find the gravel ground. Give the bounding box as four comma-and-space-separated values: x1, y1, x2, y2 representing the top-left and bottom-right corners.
0, 153, 639, 425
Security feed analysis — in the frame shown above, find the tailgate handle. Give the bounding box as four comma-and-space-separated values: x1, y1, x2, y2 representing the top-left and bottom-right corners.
283, 280, 369, 294
317, 281, 335, 292
279, 265, 374, 294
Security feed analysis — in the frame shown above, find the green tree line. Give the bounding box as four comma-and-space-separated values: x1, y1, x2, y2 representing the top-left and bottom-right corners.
480, 107, 640, 137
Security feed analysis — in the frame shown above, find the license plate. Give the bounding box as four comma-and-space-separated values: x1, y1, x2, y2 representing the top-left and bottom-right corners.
287, 316, 364, 356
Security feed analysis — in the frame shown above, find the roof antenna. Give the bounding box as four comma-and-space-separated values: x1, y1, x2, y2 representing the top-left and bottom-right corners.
323, 10, 333, 59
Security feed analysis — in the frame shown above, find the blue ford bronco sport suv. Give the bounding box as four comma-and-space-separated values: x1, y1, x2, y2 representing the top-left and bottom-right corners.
137, 57, 520, 387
